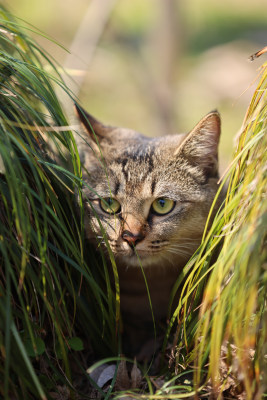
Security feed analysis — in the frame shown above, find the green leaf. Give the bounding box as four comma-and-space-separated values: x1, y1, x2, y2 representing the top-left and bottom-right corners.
68, 337, 84, 351
24, 336, 45, 357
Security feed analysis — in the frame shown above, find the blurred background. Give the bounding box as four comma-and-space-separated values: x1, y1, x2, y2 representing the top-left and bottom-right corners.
4, 0, 267, 169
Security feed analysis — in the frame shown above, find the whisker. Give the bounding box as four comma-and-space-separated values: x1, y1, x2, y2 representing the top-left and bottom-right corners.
177, 238, 200, 243
166, 247, 192, 258
168, 245, 195, 252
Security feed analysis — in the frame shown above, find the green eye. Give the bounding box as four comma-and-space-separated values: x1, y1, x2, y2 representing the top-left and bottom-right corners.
151, 198, 175, 215
100, 197, 121, 214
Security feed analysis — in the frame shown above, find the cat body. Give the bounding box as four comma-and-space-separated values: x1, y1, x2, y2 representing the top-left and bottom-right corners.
75, 106, 222, 349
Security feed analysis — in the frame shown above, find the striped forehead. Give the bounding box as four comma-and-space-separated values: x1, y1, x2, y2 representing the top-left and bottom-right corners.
113, 145, 155, 176
109, 147, 157, 195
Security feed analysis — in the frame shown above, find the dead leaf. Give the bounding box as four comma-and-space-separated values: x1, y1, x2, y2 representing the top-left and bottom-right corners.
115, 359, 131, 391
130, 358, 142, 389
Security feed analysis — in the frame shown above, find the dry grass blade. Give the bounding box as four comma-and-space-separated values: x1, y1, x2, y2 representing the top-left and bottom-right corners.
190, 62, 267, 398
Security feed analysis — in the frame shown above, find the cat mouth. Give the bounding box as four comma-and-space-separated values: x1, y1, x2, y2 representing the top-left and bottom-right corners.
109, 240, 170, 259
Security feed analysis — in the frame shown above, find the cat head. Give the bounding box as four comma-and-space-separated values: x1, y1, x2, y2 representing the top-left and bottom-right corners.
75, 105, 221, 269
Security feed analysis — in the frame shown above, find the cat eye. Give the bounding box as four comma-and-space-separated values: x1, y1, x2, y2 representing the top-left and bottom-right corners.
151, 198, 175, 215
100, 197, 121, 214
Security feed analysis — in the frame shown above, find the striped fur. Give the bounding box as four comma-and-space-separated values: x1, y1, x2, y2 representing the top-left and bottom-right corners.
76, 106, 222, 329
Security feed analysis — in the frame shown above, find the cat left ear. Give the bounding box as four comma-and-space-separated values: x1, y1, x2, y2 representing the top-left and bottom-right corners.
75, 103, 113, 142
176, 111, 221, 177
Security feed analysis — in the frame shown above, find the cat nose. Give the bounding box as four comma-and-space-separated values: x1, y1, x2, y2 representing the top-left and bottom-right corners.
121, 230, 144, 247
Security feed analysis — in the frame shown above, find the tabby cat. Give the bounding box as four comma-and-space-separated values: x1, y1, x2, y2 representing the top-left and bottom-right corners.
75, 105, 222, 352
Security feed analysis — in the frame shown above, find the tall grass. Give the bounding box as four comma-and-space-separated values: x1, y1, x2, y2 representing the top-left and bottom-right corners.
194, 61, 267, 398
0, 7, 117, 400
164, 62, 267, 399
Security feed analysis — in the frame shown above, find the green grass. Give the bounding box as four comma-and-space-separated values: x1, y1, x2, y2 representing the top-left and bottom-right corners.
0, 7, 118, 400
0, 5, 266, 400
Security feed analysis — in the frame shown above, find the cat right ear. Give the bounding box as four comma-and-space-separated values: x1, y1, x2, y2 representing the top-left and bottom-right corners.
74, 103, 113, 143
175, 111, 221, 178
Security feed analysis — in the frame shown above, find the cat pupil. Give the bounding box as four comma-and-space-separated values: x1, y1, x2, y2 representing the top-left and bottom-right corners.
159, 199, 165, 208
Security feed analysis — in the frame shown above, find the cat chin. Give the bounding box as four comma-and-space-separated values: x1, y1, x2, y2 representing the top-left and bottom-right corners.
115, 251, 177, 269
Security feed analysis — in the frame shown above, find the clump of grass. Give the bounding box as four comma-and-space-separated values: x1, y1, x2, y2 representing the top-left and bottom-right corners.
166, 60, 267, 399
196, 61, 267, 397
0, 6, 117, 400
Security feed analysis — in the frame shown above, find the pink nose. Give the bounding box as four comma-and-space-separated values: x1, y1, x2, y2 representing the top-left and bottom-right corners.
122, 230, 144, 247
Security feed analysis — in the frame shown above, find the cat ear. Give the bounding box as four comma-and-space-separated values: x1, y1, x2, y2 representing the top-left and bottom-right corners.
176, 111, 221, 177
75, 103, 113, 142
